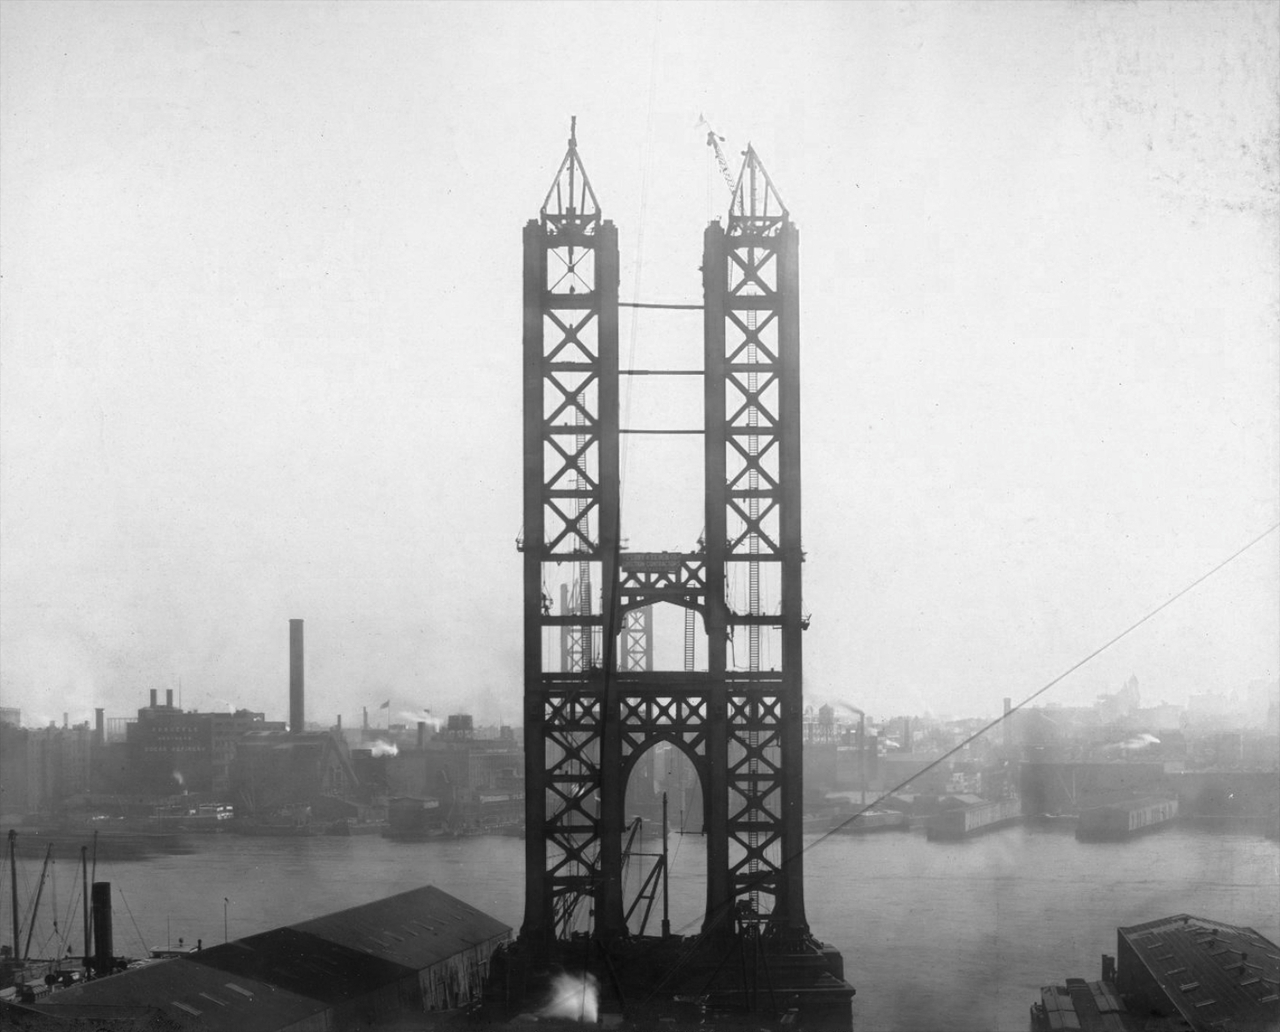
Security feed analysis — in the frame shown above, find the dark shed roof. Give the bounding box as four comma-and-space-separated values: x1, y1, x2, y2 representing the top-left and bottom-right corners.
1120, 914, 1280, 1032
25, 955, 324, 1030
292, 884, 510, 971
188, 926, 410, 1004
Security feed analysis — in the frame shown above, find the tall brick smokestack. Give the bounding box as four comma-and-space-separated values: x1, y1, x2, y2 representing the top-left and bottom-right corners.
289, 619, 304, 734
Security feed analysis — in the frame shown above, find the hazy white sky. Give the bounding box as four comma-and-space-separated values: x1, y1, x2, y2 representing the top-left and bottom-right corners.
2, 0, 1276, 729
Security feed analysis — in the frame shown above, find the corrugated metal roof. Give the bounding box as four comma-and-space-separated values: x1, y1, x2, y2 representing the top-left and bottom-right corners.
26, 956, 325, 1031
188, 926, 411, 1003
291, 884, 510, 971
1120, 914, 1280, 1032
1037, 981, 1138, 1032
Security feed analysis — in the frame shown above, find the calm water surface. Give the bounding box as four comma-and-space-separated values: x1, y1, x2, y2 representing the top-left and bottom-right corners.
9, 822, 1277, 1031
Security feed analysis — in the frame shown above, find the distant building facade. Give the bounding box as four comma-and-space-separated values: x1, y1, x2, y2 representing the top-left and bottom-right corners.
230, 730, 358, 819
0, 721, 94, 815
125, 690, 284, 796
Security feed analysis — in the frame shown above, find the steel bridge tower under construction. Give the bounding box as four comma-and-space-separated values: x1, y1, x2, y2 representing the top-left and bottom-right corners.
510, 122, 852, 1028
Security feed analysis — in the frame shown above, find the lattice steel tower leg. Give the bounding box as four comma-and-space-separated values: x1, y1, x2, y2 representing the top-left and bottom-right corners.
521, 120, 620, 945
703, 147, 808, 940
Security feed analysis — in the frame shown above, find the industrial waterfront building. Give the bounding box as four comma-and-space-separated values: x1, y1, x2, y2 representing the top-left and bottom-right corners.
13, 886, 510, 1029
1032, 914, 1280, 1032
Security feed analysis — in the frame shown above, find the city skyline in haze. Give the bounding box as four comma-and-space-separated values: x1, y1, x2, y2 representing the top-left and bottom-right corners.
2, 1, 1277, 729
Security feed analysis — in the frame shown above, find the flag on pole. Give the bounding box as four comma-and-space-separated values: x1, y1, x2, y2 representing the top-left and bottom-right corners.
379, 700, 390, 710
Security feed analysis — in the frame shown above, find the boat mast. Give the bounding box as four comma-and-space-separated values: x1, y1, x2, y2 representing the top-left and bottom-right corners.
81, 845, 90, 969
24, 843, 53, 961
8, 830, 17, 961
661, 792, 670, 938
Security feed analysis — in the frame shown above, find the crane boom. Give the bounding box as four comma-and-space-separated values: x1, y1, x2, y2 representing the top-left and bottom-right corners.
698, 115, 736, 194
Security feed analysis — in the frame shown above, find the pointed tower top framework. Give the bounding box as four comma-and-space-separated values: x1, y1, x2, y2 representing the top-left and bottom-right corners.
728, 145, 788, 227
541, 116, 601, 233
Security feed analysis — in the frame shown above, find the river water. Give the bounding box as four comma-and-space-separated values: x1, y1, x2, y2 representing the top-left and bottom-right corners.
8, 821, 1277, 1031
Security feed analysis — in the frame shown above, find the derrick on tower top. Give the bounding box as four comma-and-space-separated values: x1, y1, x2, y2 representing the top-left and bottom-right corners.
541, 116, 601, 236
728, 144, 788, 233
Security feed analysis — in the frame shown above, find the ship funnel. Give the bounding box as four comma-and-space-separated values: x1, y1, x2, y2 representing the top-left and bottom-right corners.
91, 881, 113, 977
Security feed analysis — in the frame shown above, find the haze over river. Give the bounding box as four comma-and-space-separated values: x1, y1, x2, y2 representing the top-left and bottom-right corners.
9, 822, 1277, 1031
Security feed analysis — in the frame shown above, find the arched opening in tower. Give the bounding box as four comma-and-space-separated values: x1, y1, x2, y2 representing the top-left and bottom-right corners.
622, 740, 707, 939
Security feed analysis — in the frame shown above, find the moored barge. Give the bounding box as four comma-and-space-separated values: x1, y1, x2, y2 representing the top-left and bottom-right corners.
825, 808, 910, 834
1075, 795, 1178, 841
926, 797, 1021, 840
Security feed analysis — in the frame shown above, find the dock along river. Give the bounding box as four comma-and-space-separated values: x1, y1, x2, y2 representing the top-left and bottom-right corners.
4, 819, 1276, 1031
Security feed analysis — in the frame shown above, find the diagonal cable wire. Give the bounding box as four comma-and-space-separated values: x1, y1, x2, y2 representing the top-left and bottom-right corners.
808, 519, 1280, 849
660, 519, 1279, 945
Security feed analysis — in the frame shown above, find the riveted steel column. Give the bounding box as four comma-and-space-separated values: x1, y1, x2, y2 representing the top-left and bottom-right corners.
595, 220, 626, 940
521, 219, 550, 942
776, 219, 808, 936
702, 220, 731, 939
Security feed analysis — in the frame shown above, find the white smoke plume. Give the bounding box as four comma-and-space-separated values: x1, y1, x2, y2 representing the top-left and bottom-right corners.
398, 709, 440, 730
370, 740, 399, 757
538, 971, 599, 1023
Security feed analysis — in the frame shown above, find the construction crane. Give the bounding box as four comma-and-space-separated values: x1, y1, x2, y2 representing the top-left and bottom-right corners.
698, 114, 736, 194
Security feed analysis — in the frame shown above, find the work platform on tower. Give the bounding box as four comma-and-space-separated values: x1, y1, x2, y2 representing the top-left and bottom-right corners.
486, 122, 854, 1029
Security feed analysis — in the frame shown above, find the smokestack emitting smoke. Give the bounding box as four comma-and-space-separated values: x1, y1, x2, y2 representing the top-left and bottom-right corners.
289, 619, 304, 734
417, 721, 426, 750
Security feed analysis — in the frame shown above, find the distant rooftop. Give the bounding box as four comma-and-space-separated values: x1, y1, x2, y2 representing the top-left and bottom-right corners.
1119, 914, 1280, 1032
1034, 915, 1279, 1032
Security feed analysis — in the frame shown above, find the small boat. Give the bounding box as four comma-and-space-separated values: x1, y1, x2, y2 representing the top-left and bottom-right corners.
149, 803, 234, 834
231, 807, 320, 837
326, 818, 388, 836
